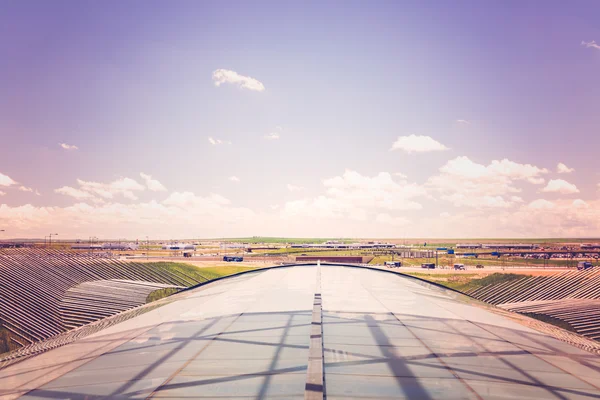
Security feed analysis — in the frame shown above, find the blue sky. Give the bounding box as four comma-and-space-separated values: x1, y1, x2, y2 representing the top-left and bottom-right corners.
1, 1, 599, 239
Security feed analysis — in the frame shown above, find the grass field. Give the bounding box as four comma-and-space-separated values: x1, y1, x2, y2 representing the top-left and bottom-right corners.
194, 265, 257, 280
146, 287, 181, 303
403, 272, 525, 292
519, 312, 577, 333
0, 322, 22, 356
144, 263, 257, 303
144, 262, 216, 286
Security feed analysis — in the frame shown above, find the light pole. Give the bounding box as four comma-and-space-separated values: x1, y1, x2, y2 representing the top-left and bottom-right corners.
146, 236, 149, 261
89, 236, 98, 254
48, 233, 58, 248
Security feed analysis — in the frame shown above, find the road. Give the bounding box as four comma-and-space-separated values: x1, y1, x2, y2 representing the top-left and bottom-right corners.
2, 265, 600, 399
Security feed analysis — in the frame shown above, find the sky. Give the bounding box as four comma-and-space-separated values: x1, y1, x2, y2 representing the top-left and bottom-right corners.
0, 0, 599, 240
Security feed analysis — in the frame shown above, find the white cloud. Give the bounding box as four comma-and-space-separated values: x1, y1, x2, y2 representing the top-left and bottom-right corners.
122, 191, 138, 200
229, 176, 240, 182
427, 156, 548, 208
55, 186, 96, 200
394, 172, 408, 179
163, 191, 230, 208
436, 157, 548, 182
76, 180, 112, 199
59, 143, 79, 150
486, 159, 549, 180
0, 172, 16, 187
528, 199, 555, 209
527, 177, 545, 185
441, 194, 516, 209
0, 191, 257, 237
18, 186, 40, 196
208, 137, 231, 145
375, 213, 410, 227
0, 191, 5, 196
573, 199, 589, 208
582, 40, 600, 50
391, 135, 448, 153
282, 170, 424, 223
557, 162, 574, 174
283, 197, 352, 220
111, 178, 144, 191
212, 69, 265, 92
161, 192, 255, 223
287, 184, 304, 192
456, 119, 471, 125
74, 177, 146, 200
140, 173, 166, 192
323, 170, 424, 210
542, 179, 579, 194
436, 156, 489, 179
264, 126, 282, 140
420, 198, 600, 238
264, 132, 280, 140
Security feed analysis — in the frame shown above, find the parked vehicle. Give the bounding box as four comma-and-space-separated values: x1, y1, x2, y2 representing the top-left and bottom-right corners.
385, 261, 401, 268
476, 264, 484, 269
421, 263, 435, 269
578, 261, 593, 270
453, 264, 465, 270
223, 256, 243, 262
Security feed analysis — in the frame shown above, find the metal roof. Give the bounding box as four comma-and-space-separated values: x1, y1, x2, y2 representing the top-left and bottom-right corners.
3, 264, 600, 399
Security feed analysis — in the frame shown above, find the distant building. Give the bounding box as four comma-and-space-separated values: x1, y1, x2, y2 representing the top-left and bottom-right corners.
102, 243, 139, 251
0, 242, 28, 248
581, 244, 600, 250
162, 243, 195, 250
71, 245, 103, 250
220, 243, 248, 249
290, 242, 394, 249
482, 244, 538, 250
295, 255, 374, 263
456, 244, 482, 249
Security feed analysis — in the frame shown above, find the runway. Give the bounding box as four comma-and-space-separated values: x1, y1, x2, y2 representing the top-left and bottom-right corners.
3, 265, 600, 399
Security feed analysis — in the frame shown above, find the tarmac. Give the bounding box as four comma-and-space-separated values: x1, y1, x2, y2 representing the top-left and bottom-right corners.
3, 264, 600, 399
